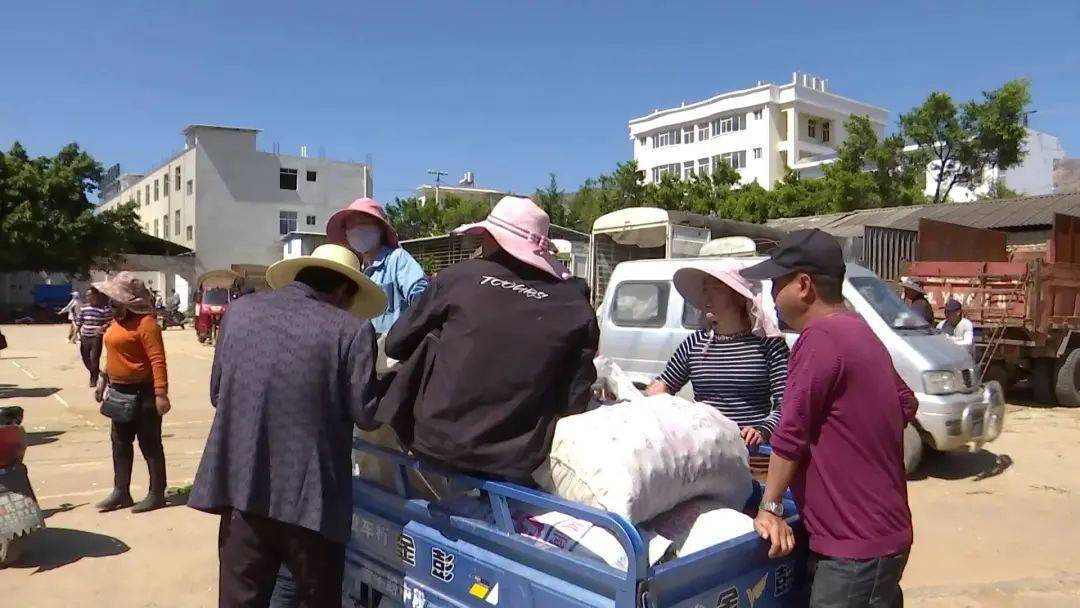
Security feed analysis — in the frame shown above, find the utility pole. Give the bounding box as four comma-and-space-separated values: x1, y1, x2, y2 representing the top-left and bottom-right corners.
427, 169, 448, 206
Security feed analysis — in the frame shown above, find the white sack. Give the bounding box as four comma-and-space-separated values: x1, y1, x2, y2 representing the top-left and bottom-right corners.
535, 393, 752, 524
644, 498, 756, 558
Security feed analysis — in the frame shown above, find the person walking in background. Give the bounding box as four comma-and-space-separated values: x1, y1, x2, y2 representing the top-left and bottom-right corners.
58, 290, 82, 343
647, 262, 788, 448
938, 298, 975, 357
77, 288, 112, 387
188, 245, 386, 608
326, 197, 429, 337
92, 272, 171, 514
742, 229, 918, 608
901, 277, 935, 325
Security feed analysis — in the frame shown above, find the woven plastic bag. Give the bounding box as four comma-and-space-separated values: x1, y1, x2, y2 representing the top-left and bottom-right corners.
535, 393, 752, 524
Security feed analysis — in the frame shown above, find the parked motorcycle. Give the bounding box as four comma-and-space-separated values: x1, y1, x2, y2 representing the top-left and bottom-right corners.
157, 305, 186, 330
0, 406, 44, 566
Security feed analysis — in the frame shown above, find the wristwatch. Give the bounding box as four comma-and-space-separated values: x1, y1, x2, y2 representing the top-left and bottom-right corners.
759, 500, 784, 517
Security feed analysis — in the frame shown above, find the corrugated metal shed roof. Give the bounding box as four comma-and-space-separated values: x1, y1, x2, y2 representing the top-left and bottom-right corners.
766, 192, 1080, 234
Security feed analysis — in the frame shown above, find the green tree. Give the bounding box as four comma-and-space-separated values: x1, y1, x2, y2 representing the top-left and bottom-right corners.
385, 195, 490, 240
900, 80, 1031, 204
0, 141, 142, 275
533, 173, 579, 228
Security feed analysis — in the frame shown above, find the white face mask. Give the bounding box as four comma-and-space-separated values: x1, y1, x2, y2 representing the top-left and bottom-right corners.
346, 225, 382, 253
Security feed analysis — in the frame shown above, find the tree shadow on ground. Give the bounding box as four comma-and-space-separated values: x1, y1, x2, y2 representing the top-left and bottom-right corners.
25, 430, 64, 446
42, 502, 86, 519
8, 528, 129, 573
0, 384, 60, 400
911, 448, 1013, 482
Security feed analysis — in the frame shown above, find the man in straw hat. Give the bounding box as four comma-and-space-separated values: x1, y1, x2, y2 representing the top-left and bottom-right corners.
188, 244, 387, 607
383, 195, 599, 482
740, 229, 917, 607
901, 276, 934, 325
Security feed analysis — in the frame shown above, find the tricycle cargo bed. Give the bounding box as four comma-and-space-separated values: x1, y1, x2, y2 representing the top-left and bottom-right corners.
344, 443, 805, 608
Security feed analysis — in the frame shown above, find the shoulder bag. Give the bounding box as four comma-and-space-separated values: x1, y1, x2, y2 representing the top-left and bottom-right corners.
100, 389, 140, 424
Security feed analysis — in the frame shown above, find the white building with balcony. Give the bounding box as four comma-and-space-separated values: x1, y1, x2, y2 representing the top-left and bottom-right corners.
97, 124, 373, 297
629, 72, 889, 189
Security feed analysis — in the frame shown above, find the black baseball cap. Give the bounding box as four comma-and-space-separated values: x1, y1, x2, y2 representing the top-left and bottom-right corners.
740, 228, 845, 280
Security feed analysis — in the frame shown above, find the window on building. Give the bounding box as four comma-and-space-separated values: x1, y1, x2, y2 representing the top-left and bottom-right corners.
712, 114, 746, 136
279, 210, 298, 235
163, 171, 169, 196
808, 120, 817, 139
638, 136, 646, 146
306, 170, 317, 182
154, 180, 159, 201
175, 167, 181, 191
652, 167, 660, 182
306, 214, 316, 226
136, 190, 141, 205
697, 158, 710, 176
822, 121, 831, 143
715, 150, 747, 170
153, 219, 159, 236
754, 109, 763, 120
186, 225, 193, 240
697, 123, 710, 140
683, 161, 695, 179
682, 126, 695, 144
656, 131, 670, 147
280, 168, 298, 190
145, 185, 150, 205
174, 211, 181, 235
753, 147, 763, 159
186, 179, 193, 195
163, 215, 170, 239
144, 223, 149, 232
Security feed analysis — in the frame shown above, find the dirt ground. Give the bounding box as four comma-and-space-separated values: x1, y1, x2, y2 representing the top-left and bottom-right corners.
1, 324, 1079, 607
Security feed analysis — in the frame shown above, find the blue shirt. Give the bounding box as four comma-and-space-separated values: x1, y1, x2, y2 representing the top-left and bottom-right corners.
364, 246, 430, 335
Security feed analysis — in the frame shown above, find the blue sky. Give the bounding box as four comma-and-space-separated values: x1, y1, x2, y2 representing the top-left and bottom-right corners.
2, 1, 1077, 202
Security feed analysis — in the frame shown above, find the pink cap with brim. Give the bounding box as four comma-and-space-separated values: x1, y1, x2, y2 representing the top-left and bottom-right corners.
326, 198, 399, 248
453, 196, 570, 280
673, 260, 781, 338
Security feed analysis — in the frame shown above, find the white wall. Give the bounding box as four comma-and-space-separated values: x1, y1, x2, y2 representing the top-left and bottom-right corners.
924, 129, 1066, 202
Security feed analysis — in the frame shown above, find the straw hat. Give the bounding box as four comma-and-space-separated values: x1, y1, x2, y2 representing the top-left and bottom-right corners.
266, 244, 388, 319
92, 272, 155, 315
673, 260, 781, 338
326, 197, 400, 248
900, 277, 926, 294
452, 196, 570, 280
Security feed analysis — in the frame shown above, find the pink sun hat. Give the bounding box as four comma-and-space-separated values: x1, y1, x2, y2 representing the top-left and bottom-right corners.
673, 259, 781, 338
453, 196, 570, 280
326, 197, 399, 248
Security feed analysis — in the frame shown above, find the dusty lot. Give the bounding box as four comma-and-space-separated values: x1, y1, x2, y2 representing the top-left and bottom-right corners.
1, 324, 1079, 607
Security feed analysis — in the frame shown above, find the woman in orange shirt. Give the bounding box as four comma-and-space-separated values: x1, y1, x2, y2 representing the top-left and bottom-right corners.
92, 272, 171, 513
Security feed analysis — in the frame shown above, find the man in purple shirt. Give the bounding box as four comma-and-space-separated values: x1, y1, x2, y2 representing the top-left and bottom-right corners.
742, 229, 918, 608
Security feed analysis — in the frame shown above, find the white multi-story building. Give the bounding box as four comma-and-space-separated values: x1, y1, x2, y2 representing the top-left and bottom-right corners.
98, 124, 373, 285
629, 72, 888, 189
925, 129, 1067, 202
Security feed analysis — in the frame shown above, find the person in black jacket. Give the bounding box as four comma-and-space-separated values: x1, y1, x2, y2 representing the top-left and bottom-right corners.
385, 196, 599, 483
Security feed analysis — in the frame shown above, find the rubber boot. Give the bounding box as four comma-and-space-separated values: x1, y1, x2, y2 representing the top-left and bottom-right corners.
132, 455, 167, 513
96, 489, 134, 512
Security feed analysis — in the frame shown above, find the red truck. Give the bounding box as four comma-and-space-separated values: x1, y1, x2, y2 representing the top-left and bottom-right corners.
907, 215, 1080, 406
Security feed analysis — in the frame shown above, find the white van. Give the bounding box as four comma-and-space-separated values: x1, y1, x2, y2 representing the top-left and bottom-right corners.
596, 257, 1006, 473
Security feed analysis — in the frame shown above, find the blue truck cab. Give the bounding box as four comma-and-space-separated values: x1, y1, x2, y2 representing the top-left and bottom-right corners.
344, 442, 806, 608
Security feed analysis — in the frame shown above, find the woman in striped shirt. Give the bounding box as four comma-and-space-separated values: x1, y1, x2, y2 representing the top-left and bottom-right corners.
647, 262, 789, 447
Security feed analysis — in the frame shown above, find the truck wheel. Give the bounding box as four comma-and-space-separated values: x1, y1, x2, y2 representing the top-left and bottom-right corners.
904, 424, 923, 476
1032, 358, 1057, 405
1055, 350, 1080, 407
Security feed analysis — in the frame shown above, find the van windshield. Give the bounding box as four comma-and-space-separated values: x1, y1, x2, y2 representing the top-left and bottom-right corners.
848, 276, 931, 330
